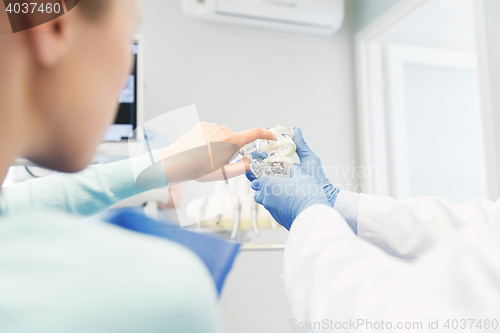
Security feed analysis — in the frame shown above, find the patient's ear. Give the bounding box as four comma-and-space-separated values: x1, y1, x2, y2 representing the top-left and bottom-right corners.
26, 16, 71, 67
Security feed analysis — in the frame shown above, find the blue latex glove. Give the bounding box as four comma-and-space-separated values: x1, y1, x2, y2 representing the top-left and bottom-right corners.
246, 169, 257, 182
251, 165, 330, 231
293, 127, 340, 207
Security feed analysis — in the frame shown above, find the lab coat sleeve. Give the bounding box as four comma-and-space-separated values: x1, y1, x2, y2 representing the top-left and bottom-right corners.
357, 194, 500, 259
333, 190, 360, 234
284, 205, 500, 329
0, 151, 168, 217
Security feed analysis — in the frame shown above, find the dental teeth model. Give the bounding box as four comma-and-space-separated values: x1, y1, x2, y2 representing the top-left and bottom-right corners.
239, 125, 296, 179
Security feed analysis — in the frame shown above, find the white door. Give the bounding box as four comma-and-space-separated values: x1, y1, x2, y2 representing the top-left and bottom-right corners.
356, 0, 500, 203
385, 45, 489, 203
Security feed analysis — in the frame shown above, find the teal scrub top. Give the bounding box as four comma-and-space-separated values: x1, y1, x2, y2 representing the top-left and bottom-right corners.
0, 153, 219, 333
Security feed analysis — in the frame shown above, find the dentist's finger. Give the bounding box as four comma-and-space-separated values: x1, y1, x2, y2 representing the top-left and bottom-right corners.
251, 178, 268, 191
253, 179, 270, 204
254, 190, 265, 205
290, 164, 307, 178
293, 127, 316, 160
246, 169, 257, 182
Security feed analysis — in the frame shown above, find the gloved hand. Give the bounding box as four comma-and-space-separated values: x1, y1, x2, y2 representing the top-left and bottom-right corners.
251, 165, 330, 231
246, 169, 257, 182
293, 127, 340, 207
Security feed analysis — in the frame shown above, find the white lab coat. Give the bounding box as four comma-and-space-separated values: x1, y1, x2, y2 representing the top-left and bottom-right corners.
284, 195, 500, 332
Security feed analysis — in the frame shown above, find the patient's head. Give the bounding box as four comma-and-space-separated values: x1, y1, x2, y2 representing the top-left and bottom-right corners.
0, 0, 141, 172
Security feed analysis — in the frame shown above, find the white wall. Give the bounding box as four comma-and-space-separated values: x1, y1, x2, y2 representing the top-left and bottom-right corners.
138, 1, 356, 332
486, 0, 500, 155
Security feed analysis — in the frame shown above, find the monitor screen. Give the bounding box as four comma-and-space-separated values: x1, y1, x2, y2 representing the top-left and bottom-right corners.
102, 43, 138, 142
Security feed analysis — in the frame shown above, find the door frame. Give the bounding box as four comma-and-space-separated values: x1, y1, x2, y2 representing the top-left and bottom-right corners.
355, 0, 500, 200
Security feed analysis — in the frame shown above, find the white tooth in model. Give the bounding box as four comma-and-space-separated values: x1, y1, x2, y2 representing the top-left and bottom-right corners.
239, 125, 296, 179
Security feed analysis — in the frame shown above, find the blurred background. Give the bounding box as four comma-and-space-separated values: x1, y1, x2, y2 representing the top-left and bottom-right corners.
4, 0, 500, 332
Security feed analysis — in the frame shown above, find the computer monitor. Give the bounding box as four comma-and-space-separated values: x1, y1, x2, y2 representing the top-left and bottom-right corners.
102, 39, 142, 142
97, 36, 144, 156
